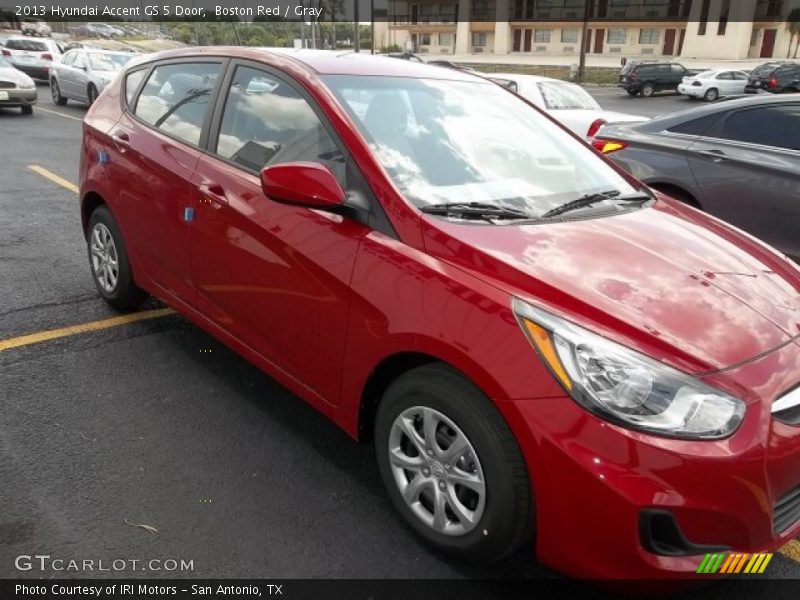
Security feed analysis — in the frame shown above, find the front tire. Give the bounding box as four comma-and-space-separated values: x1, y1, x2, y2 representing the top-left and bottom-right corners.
51, 80, 67, 105
640, 83, 655, 97
375, 364, 533, 563
87, 84, 98, 106
87, 206, 148, 311
21, 105, 33, 115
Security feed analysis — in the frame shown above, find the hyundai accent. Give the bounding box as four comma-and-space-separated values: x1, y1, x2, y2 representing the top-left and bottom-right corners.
80, 48, 800, 580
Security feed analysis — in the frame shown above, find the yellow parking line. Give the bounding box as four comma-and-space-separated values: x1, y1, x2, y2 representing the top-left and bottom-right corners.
779, 539, 800, 563
28, 165, 79, 194
0, 308, 176, 353
35, 106, 83, 122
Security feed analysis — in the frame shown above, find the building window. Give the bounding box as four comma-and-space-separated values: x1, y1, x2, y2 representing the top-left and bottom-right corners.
718, 0, 730, 35
561, 28, 579, 43
750, 28, 760, 46
439, 33, 453, 46
472, 32, 487, 47
638, 29, 660, 44
534, 29, 552, 43
420, 33, 432, 46
698, 0, 711, 35
607, 29, 627, 44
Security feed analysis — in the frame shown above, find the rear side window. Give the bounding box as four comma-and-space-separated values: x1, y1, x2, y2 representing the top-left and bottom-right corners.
124, 68, 147, 106
6, 39, 48, 51
213, 65, 345, 182
717, 105, 800, 150
134, 62, 220, 147
61, 51, 75, 66
666, 113, 722, 135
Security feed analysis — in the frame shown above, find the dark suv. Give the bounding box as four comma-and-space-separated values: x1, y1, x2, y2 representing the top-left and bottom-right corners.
745, 61, 800, 94
618, 62, 690, 97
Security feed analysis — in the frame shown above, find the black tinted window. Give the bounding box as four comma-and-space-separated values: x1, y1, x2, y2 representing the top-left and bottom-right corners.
125, 68, 147, 106
215, 66, 345, 181
718, 105, 800, 150
134, 62, 220, 146
6, 39, 48, 51
667, 113, 722, 135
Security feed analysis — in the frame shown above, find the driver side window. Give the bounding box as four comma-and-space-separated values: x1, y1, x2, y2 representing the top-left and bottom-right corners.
73, 53, 86, 70
214, 65, 345, 185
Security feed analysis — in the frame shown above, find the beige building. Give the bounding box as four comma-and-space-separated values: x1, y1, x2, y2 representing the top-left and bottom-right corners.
376, 0, 799, 60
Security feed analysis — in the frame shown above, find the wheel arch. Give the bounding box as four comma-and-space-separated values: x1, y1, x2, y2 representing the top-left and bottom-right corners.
81, 191, 107, 237
647, 181, 702, 209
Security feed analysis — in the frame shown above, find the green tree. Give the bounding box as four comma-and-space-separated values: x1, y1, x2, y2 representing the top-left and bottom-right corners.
787, 7, 800, 59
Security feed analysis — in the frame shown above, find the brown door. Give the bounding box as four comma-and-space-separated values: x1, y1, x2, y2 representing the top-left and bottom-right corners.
594, 28, 604, 53
760, 29, 777, 58
513, 28, 522, 52
663, 29, 676, 55
524, 29, 532, 52
677, 28, 686, 55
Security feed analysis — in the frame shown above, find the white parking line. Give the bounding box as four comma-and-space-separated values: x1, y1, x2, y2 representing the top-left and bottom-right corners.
36, 106, 83, 122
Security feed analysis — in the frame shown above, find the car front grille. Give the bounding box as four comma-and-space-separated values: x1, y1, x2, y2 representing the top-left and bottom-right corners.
774, 486, 800, 534
0, 81, 16, 89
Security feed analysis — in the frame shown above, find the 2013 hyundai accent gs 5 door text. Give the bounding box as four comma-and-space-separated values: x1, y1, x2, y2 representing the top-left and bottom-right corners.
80, 47, 800, 580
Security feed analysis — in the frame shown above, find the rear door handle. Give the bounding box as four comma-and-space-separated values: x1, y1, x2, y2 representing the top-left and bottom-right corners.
111, 131, 130, 151
198, 183, 227, 206
697, 149, 729, 162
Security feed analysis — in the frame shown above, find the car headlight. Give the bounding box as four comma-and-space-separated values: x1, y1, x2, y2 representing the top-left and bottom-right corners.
512, 298, 745, 440
21, 78, 35, 89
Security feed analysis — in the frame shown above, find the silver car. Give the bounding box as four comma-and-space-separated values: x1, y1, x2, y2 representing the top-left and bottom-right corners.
50, 49, 134, 105
0, 54, 37, 114
594, 95, 800, 259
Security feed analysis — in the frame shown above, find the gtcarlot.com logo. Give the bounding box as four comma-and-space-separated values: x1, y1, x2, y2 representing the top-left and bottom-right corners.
15, 554, 194, 573
697, 552, 773, 574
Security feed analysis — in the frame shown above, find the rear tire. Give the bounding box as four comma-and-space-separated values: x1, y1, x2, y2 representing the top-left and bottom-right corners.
640, 83, 655, 97
21, 106, 33, 115
375, 364, 534, 563
704, 87, 719, 102
51, 79, 67, 105
87, 205, 148, 311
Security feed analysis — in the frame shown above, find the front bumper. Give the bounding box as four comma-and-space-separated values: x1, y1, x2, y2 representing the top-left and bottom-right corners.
0, 88, 38, 107
505, 339, 800, 579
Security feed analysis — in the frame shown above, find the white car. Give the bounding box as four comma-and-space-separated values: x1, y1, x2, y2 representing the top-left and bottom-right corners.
487, 73, 647, 137
677, 69, 749, 102
1, 36, 62, 80
0, 54, 37, 114
20, 19, 51, 37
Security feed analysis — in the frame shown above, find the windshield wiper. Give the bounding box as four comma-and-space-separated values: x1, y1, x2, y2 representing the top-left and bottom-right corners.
421, 202, 532, 221
541, 190, 651, 219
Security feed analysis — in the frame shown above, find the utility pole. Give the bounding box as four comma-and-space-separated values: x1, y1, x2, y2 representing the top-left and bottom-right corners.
354, 0, 360, 52
371, 0, 375, 54
578, 0, 591, 83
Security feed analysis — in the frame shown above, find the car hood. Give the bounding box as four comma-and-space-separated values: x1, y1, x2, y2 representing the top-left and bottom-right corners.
553, 109, 648, 136
422, 199, 800, 373
0, 66, 33, 86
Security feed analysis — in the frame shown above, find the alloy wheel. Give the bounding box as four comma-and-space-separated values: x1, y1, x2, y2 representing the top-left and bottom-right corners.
388, 406, 486, 536
90, 223, 119, 293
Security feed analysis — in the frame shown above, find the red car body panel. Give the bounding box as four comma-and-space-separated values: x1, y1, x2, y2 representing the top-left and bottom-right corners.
80, 47, 800, 580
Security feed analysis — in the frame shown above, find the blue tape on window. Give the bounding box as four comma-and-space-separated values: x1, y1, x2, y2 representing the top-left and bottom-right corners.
98, 150, 110, 164
184, 207, 195, 222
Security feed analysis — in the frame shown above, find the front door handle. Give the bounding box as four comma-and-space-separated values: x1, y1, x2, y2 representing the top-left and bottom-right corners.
198, 183, 227, 206
697, 149, 729, 162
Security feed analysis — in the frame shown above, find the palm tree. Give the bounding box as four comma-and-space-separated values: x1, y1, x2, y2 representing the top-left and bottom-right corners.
787, 7, 800, 59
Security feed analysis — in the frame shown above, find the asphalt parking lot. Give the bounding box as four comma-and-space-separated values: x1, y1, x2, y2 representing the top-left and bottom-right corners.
1, 83, 799, 589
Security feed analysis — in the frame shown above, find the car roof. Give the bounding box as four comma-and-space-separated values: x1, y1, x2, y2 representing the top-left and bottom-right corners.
629, 94, 800, 132
488, 72, 562, 84
127, 47, 484, 82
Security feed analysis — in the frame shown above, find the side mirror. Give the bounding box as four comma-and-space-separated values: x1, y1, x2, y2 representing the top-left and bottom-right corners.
260, 162, 345, 209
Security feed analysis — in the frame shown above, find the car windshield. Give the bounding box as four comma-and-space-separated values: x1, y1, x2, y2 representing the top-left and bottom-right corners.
323, 75, 639, 219
536, 81, 600, 110
88, 53, 130, 71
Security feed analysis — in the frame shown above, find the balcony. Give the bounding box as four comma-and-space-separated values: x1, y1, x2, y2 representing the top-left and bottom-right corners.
754, 0, 784, 20
508, 0, 692, 22
390, 13, 459, 26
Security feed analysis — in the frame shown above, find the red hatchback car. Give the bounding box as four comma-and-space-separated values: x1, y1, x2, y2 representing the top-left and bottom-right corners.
80, 47, 800, 580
